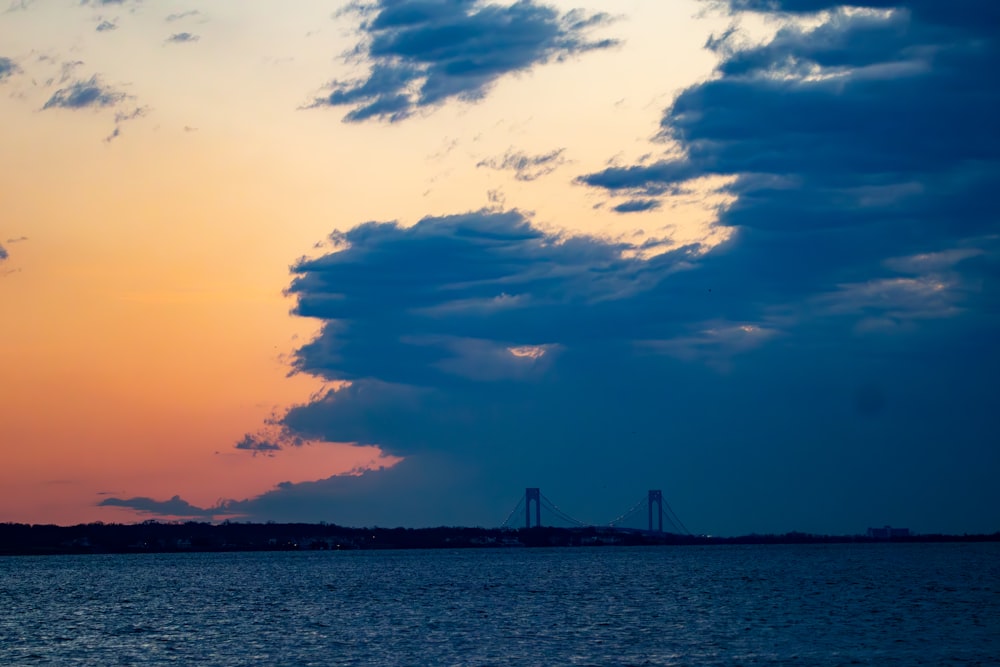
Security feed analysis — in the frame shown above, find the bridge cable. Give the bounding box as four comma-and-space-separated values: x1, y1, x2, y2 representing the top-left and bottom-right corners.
659, 506, 681, 533
663, 499, 691, 535
608, 496, 647, 527
500, 495, 526, 529
539, 493, 589, 527
659, 502, 691, 535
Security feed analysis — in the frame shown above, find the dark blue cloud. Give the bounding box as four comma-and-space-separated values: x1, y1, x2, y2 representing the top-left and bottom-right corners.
725, 0, 1000, 29
42, 75, 125, 109
285, 210, 693, 391
612, 198, 661, 214
242, 202, 995, 532
313, 0, 617, 122
95, 19, 116, 31
476, 148, 566, 181
199, 303, 997, 531
577, 161, 696, 194
0, 243, 7, 261
581, 0, 1000, 306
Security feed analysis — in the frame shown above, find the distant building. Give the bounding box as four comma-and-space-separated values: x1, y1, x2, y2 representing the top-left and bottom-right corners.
867, 525, 911, 539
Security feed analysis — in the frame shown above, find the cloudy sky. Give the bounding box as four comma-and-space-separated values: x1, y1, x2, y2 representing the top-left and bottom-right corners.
1, 0, 997, 535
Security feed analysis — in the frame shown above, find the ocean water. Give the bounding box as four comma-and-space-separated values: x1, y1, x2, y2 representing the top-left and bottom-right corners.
1, 543, 997, 666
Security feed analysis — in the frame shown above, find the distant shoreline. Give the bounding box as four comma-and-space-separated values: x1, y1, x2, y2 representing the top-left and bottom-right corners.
2, 522, 998, 556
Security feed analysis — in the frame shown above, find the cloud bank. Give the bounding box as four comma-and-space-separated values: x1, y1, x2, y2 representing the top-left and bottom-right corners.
313, 0, 618, 122
582, 0, 999, 327
102, 0, 1000, 534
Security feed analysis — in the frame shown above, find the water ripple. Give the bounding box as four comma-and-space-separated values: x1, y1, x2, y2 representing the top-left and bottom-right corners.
1, 544, 998, 665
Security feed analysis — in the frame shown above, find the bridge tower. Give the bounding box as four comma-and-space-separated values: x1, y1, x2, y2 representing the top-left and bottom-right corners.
648, 490, 663, 532
525, 487, 541, 528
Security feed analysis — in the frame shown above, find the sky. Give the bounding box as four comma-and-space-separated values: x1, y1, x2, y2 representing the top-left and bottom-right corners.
1, 0, 997, 536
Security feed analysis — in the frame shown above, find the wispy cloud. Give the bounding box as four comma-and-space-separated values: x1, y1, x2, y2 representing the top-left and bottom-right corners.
4, 0, 35, 12
165, 9, 199, 22
165, 32, 199, 44
312, 0, 618, 122
104, 105, 148, 142
477, 148, 566, 181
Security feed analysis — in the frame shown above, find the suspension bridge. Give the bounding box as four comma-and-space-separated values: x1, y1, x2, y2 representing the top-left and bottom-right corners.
500, 488, 691, 535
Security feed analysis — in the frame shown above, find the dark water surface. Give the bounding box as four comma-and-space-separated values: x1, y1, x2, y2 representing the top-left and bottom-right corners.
1, 543, 998, 665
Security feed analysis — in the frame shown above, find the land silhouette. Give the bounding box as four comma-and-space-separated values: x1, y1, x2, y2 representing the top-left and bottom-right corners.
1, 522, 996, 556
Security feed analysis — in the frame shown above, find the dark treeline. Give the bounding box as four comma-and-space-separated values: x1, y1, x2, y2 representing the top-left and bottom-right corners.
1, 522, 998, 556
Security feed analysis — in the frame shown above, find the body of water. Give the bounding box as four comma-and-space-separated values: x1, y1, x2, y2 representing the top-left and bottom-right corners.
1, 543, 998, 665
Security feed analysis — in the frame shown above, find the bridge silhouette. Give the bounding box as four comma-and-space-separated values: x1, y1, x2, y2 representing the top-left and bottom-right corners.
500, 488, 691, 535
